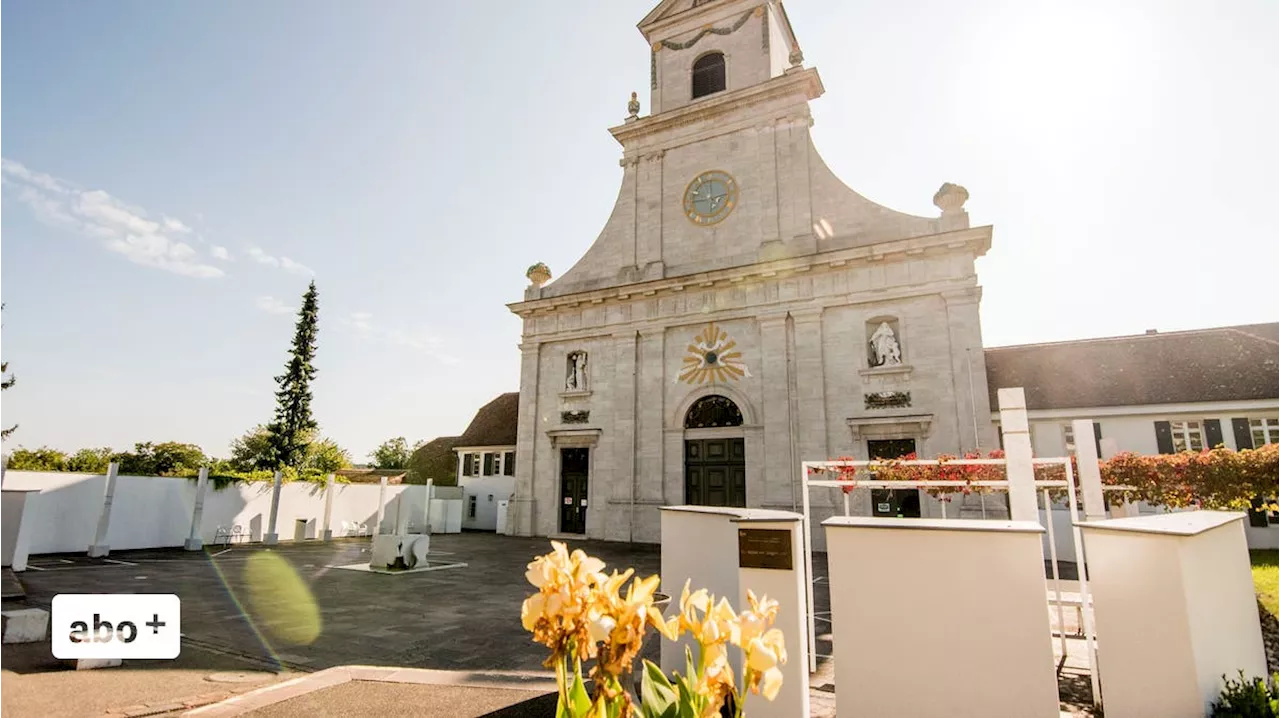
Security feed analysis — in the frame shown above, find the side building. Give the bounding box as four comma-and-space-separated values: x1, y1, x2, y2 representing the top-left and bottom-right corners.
452, 392, 519, 532
986, 323, 1278, 457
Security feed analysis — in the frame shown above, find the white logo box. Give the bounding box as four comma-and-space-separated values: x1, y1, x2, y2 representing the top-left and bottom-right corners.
51, 594, 181, 659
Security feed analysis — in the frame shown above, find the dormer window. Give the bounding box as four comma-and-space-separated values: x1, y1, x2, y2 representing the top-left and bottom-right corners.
691, 52, 726, 99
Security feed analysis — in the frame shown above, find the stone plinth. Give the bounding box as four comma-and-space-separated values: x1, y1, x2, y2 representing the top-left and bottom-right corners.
823, 516, 1059, 718
659, 506, 810, 718
1, 607, 49, 644
1079, 511, 1266, 718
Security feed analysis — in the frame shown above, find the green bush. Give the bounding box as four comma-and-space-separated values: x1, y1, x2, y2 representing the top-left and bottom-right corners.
1210, 671, 1279, 717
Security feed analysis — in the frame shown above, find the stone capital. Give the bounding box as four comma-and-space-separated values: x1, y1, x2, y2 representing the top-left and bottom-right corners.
941, 286, 982, 305
789, 308, 824, 324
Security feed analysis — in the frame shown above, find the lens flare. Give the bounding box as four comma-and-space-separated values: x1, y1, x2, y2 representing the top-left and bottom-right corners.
242, 551, 323, 645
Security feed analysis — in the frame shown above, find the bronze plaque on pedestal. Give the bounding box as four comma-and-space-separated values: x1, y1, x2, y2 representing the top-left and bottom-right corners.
737, 528, 792, 570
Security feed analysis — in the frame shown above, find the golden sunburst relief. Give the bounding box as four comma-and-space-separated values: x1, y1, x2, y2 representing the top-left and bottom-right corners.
679, 321, 750, 384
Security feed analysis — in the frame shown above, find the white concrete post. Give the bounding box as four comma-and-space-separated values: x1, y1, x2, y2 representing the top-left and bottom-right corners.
376, 476, 388, 535
394, 485, 410, 535
1072, 419, 1107, 522
87, 462, 120, 557
997, 388, 1038, 522
423, 479, 434, 534
183, 467, 210, 550
264, 470, 283, 545
321, 474, 336, 540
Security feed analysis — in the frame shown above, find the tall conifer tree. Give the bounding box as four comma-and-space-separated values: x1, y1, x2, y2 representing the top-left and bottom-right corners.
262, 281, 319, 469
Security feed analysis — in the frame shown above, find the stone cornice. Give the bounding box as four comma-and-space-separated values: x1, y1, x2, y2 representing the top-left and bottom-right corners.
508, 225, 993, 318
609, 68, 824, 149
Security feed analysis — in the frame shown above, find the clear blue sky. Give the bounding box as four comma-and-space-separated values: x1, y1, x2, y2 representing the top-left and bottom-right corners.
2, 0, 1276, 461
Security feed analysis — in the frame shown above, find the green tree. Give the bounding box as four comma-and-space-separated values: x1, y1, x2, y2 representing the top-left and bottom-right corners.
112, 441, 207, 476
370, 437, 423, 470
228, 425, 274, 472
304, 437, 353, 473
263, 281, 320, 470
7, 446, 68, 471
67, 447, 114, 473
2, 304, 15, 442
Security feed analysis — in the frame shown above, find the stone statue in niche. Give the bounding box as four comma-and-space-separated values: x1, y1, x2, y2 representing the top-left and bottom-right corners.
565, 351, 589, 391
868, 322, 903, 367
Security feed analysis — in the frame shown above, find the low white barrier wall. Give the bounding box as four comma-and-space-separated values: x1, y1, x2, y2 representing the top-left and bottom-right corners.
0, 471, 461, 555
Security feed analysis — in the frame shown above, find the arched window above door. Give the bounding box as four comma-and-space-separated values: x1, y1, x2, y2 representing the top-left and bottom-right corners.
684, 394, 744, 429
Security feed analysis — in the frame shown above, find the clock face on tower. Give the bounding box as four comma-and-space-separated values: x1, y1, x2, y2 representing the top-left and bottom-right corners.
683, 170, 738, 226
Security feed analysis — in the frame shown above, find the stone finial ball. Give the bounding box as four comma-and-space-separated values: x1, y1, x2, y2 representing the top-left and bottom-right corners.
933, 183, 969, 213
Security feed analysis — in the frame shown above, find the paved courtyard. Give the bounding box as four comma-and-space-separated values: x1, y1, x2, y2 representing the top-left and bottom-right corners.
3, 533, 1106, 716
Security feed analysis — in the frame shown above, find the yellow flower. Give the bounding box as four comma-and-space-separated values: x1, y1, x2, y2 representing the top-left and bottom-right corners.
759, 666, 783, 700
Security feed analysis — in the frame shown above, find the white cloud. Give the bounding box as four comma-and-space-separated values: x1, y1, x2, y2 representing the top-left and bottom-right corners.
1, 158, 224, 279
162, 216, 191, 233
210, 245, 232, 261
248, 246, 314, 276
255, 296, 296, 315
337, 312, 458, 364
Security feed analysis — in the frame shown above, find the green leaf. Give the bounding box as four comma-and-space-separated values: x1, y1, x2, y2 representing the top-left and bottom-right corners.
685, 645, 697, 684
567, 661, 592, 717
641, 660, 678, 718
675, 676, 700, 718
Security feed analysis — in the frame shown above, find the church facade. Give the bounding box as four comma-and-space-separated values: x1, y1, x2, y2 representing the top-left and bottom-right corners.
506, 0, 998, 543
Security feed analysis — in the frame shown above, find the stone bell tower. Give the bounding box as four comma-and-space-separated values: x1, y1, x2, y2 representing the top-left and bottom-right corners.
507, 0, 997, 543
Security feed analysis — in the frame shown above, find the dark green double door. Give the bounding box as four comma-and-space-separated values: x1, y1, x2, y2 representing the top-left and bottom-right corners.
684, 438, 746, 507
559, 448, 589, 534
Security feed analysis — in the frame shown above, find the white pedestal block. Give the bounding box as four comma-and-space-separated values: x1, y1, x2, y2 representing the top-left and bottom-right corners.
659, 505, 811, 718
1, 489, 39, 572
183, 538, 203, 551
74, 658, 123, 670
2, 608, 49, 643
1079, 511, 1266, 718
263, 533, 279, 546
87, 545, 110, 558
823, 517, 1059, 718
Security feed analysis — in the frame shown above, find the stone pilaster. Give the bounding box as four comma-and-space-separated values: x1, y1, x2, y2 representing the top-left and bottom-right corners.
790, 309, 828, 464
759, 314, 795, 507
942, 287, 994, 452
636, 152, 665, 270
610, 331, 638, 541
510, 341, 541, 536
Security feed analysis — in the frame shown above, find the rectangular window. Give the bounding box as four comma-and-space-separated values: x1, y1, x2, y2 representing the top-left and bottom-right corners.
461, 453, 473, 476
1170, 421, 1204, 452
483, 453, 495, 476
471, 453, 481, 476
1061, 424, 1076, 454
504, 451, 515, 476
1250, 418, 1279, 447
468, 495, 477, 519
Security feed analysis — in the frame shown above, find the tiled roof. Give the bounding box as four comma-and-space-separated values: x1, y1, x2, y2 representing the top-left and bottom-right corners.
335, 469, 406, 484
407, 436, 461, 485
455, 392, 520, 448
985, 323, 1278, 411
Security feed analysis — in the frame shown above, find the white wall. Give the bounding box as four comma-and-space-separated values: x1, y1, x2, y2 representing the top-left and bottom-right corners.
1024, 408, 1278, 457
0, 471, 442, 555
460, 475, 515, 531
